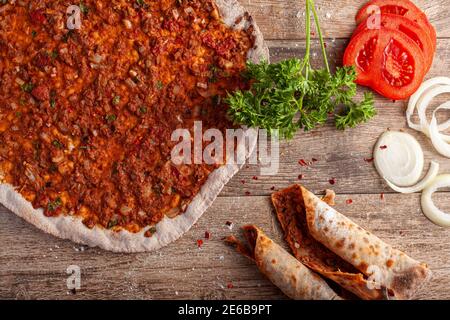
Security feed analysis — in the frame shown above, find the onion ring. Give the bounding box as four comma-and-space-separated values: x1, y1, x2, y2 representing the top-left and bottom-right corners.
374, 131, 424, 187
416, 85, 450, 142
429, 104, 450, 158
384, 161, 439, 193
407, 77, 450, 135
421, 174, 450, 227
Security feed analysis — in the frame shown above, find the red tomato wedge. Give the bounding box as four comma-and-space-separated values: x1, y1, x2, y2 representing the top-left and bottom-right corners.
352, 13, 434, 72
355, 0, 436, 51
343, 28, 426, 100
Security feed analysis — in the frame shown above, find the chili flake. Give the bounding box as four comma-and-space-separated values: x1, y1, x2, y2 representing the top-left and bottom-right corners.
346, 199, 353, 205
204, 231, 211, 240
329, 178, 336, 185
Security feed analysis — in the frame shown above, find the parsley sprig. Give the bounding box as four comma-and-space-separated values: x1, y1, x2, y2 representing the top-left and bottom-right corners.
226, 0, 376, 139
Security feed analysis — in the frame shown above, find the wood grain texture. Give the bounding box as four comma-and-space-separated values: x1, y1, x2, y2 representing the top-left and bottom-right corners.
1, 0, 450, 300
240, 0, 450, 40
1, 193, 449, 300
226, 38, 450, 197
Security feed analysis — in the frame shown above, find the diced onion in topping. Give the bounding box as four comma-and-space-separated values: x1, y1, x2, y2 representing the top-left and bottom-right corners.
421, 174, 450, 227
384, 161, 439, 194
90, 54, 104, 64
184, 7, 194, 15
123, 19, 132, 29
197, 82, 208, 89
172, 9, 179, 20
374, 131, 424, 187
429, 104, 450, 158
120, 206, 132, 214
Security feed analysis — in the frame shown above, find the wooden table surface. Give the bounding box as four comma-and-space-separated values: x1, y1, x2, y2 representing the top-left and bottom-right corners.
1, 0, 450, 300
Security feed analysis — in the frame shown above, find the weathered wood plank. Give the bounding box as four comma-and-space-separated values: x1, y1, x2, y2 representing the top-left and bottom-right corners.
1, 193, 449, 299
222, 39, 450, 197
240, 0, 450, 40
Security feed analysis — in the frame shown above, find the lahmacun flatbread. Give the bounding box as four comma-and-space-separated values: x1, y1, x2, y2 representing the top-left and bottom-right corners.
299, 185, 431, 300
0, 0, 268, 252
226, 225, 342, 300
227, 185, 431, 300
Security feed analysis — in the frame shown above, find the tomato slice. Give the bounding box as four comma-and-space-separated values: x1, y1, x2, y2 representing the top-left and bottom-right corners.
352, 13, 434, 72
343, 28, 426, 100
355, 0, 436, 51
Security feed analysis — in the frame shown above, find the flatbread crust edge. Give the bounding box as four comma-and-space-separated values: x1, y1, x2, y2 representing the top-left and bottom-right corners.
0, 0, 270, 253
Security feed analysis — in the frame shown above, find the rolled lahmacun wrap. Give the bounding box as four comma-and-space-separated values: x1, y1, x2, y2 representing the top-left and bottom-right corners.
226, 225, 341, 300
272, 185, 385, 300
299, 185, 432, 299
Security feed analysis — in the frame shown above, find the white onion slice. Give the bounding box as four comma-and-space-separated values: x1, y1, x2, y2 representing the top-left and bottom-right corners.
374, 131, 424, 187
429, 104, 450, 158
384, 161, 439, 193
417, 85, 450, 142
407, 77, 450, 134
421, 174, 450, 227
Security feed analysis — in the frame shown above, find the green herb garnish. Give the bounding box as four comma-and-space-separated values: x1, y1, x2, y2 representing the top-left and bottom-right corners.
112, 95, 121, 105
107, 219, 118, 229
79, 1, 89, 14
50, 49, 58, 59
20, 82, 34, 93
226, 0, 376, 139
47, 197, 62, 212
52, 140, 63, 149
139, 106, 147, 114
105, 114, 117, 122
62, 30, 74, 43
156, 80, 164, 90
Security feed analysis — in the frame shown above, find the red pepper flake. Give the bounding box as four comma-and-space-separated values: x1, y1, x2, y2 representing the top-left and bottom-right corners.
298, 159, 308, 166
346, 199, 353, 205
240, 180, 246, 184
227, 283, 234, 289
298, 174, 303, 180
225, 221, 233, 227
380, 145, 388, 150
252, 176, 258, 180
312, 158, 318, 162
311, 31, 316, 36
270, 186, 276, 191
329, 178, 336, 185
245, 191, 251, 196
204, 231, 211, 240
380, 193, 385, 200
364, 157, 374, 163
197, 239, 204, 248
